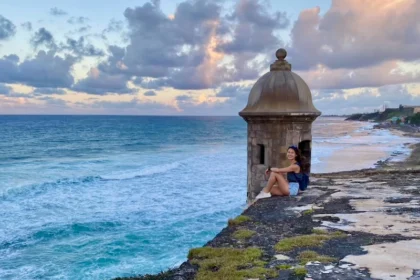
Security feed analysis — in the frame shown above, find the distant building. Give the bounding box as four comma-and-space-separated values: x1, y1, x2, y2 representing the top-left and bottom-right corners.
400, 105, 420, 115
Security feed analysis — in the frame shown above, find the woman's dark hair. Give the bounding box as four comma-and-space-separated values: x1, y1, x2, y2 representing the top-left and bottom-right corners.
288, 145, 309, 173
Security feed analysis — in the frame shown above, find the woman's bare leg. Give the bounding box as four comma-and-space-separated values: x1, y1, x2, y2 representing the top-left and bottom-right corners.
268, 173, 290, 196
261, 172, 277, 193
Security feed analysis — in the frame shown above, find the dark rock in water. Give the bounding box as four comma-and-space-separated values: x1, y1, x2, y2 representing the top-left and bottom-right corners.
410, 270, 420, 280
384, 197, 413, 204
315, 216, 341, 223
172, 263, 196, 280
385, 207, 420, 215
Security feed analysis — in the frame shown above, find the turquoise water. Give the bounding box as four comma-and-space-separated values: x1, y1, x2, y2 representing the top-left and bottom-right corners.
0, 116, 248, 279
0, 116, 414, 279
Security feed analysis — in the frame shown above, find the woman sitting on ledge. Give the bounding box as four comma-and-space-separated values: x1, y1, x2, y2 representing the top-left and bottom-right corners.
255, 145, 305, 200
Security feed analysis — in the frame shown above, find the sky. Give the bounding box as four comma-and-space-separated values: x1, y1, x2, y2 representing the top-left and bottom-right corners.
1, 0, 420, 115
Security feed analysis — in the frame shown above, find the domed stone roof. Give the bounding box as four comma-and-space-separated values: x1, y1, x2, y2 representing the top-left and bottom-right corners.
239, 49, 321, 117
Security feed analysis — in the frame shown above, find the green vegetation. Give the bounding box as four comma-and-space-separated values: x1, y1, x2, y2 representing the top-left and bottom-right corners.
276, 264, 292, 270
386, 111, 406, 119
311, 229, 328, 235
346, 107, 420, 124
188, 247, 277, 280
292, 266, 308, 277
228, 215, 251, 226
232, 229, 256, 240
275, 234, 330, 252
302, 209, 314, 215
331, 231, 346, 238
275, 231, 346, 252
297, 250, 337, 265
407, 113, 420, 125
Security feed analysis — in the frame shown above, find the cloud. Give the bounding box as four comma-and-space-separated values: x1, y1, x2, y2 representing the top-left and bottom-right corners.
76, 26, 91, 33
172, 84, 252, 115
21, 22, 32, 31
37, 96, 69, 107
211, 0, 289, 82
214, 84, 251, 111
63, 36, 105, 57
87, 98, 178, 115
135, 77, 165, 90
67, 16, 89, 25
0, 83, 12, 95
298, 60, 420, 90
4, 0, 420, 116
0, 55, 20, 83
103, 19, 124, 33
97, 0, 228, 90
0, 15, 16, 40
31, 28, 56, 50
216, 84, 251, 98
33, 88, 66, 95
50, 7, 68, 16
143, 90, 157, 96
289, 0, 420, 71
0, 51, 76, 88
72, 68, 133, 95
176, 94, 193, 101
121, 0, 218, 74
105, 0, 291, 90
219, 0, 288, 54
0, 83, 32, 97
313, 85, 420, 115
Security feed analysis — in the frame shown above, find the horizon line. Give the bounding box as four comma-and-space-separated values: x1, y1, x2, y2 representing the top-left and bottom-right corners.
0, 114, 347, 117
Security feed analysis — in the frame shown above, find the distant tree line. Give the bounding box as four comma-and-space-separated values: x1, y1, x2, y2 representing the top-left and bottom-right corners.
406, 113, 420, 125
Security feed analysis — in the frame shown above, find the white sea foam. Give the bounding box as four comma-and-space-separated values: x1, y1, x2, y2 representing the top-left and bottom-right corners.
102, 161, 183, 180
312, 119, 418, 173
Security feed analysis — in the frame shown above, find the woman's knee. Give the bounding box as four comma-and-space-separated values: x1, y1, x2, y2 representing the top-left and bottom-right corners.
274, 173, 286, 182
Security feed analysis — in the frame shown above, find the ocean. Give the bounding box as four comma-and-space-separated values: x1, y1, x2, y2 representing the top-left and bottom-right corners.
0, 115, 417, 280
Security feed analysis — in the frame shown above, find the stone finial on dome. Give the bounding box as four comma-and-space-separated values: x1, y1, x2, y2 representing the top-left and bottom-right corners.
270, 48, 291, 71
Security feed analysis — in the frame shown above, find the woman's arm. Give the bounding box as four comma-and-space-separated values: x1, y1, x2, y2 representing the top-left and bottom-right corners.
270, 165, 299, 173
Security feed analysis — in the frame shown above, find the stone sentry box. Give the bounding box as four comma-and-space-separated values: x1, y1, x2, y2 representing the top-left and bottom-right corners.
239, 48, 321, 202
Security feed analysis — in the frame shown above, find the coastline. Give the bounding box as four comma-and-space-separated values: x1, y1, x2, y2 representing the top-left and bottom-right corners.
373, 124, 420, 170
114, 125, 420, 280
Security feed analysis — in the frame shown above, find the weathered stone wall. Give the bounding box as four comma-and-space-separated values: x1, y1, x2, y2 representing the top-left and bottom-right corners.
245, 116, 316, 201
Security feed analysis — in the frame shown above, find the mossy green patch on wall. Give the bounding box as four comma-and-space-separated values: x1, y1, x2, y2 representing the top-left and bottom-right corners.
302, 209, 314, 215
276, 264, 292, 270
228, 215, 251, 226
275, 234, 330, 252
188, 247, 277, 280
232, 229, 256, 240
292, 266, 308, 277
312, 229, 328, 235
275, 231, 345, 252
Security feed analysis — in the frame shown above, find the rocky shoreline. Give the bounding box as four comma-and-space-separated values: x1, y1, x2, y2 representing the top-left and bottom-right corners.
115, 128, 420, 280
115, 169, 420, 280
